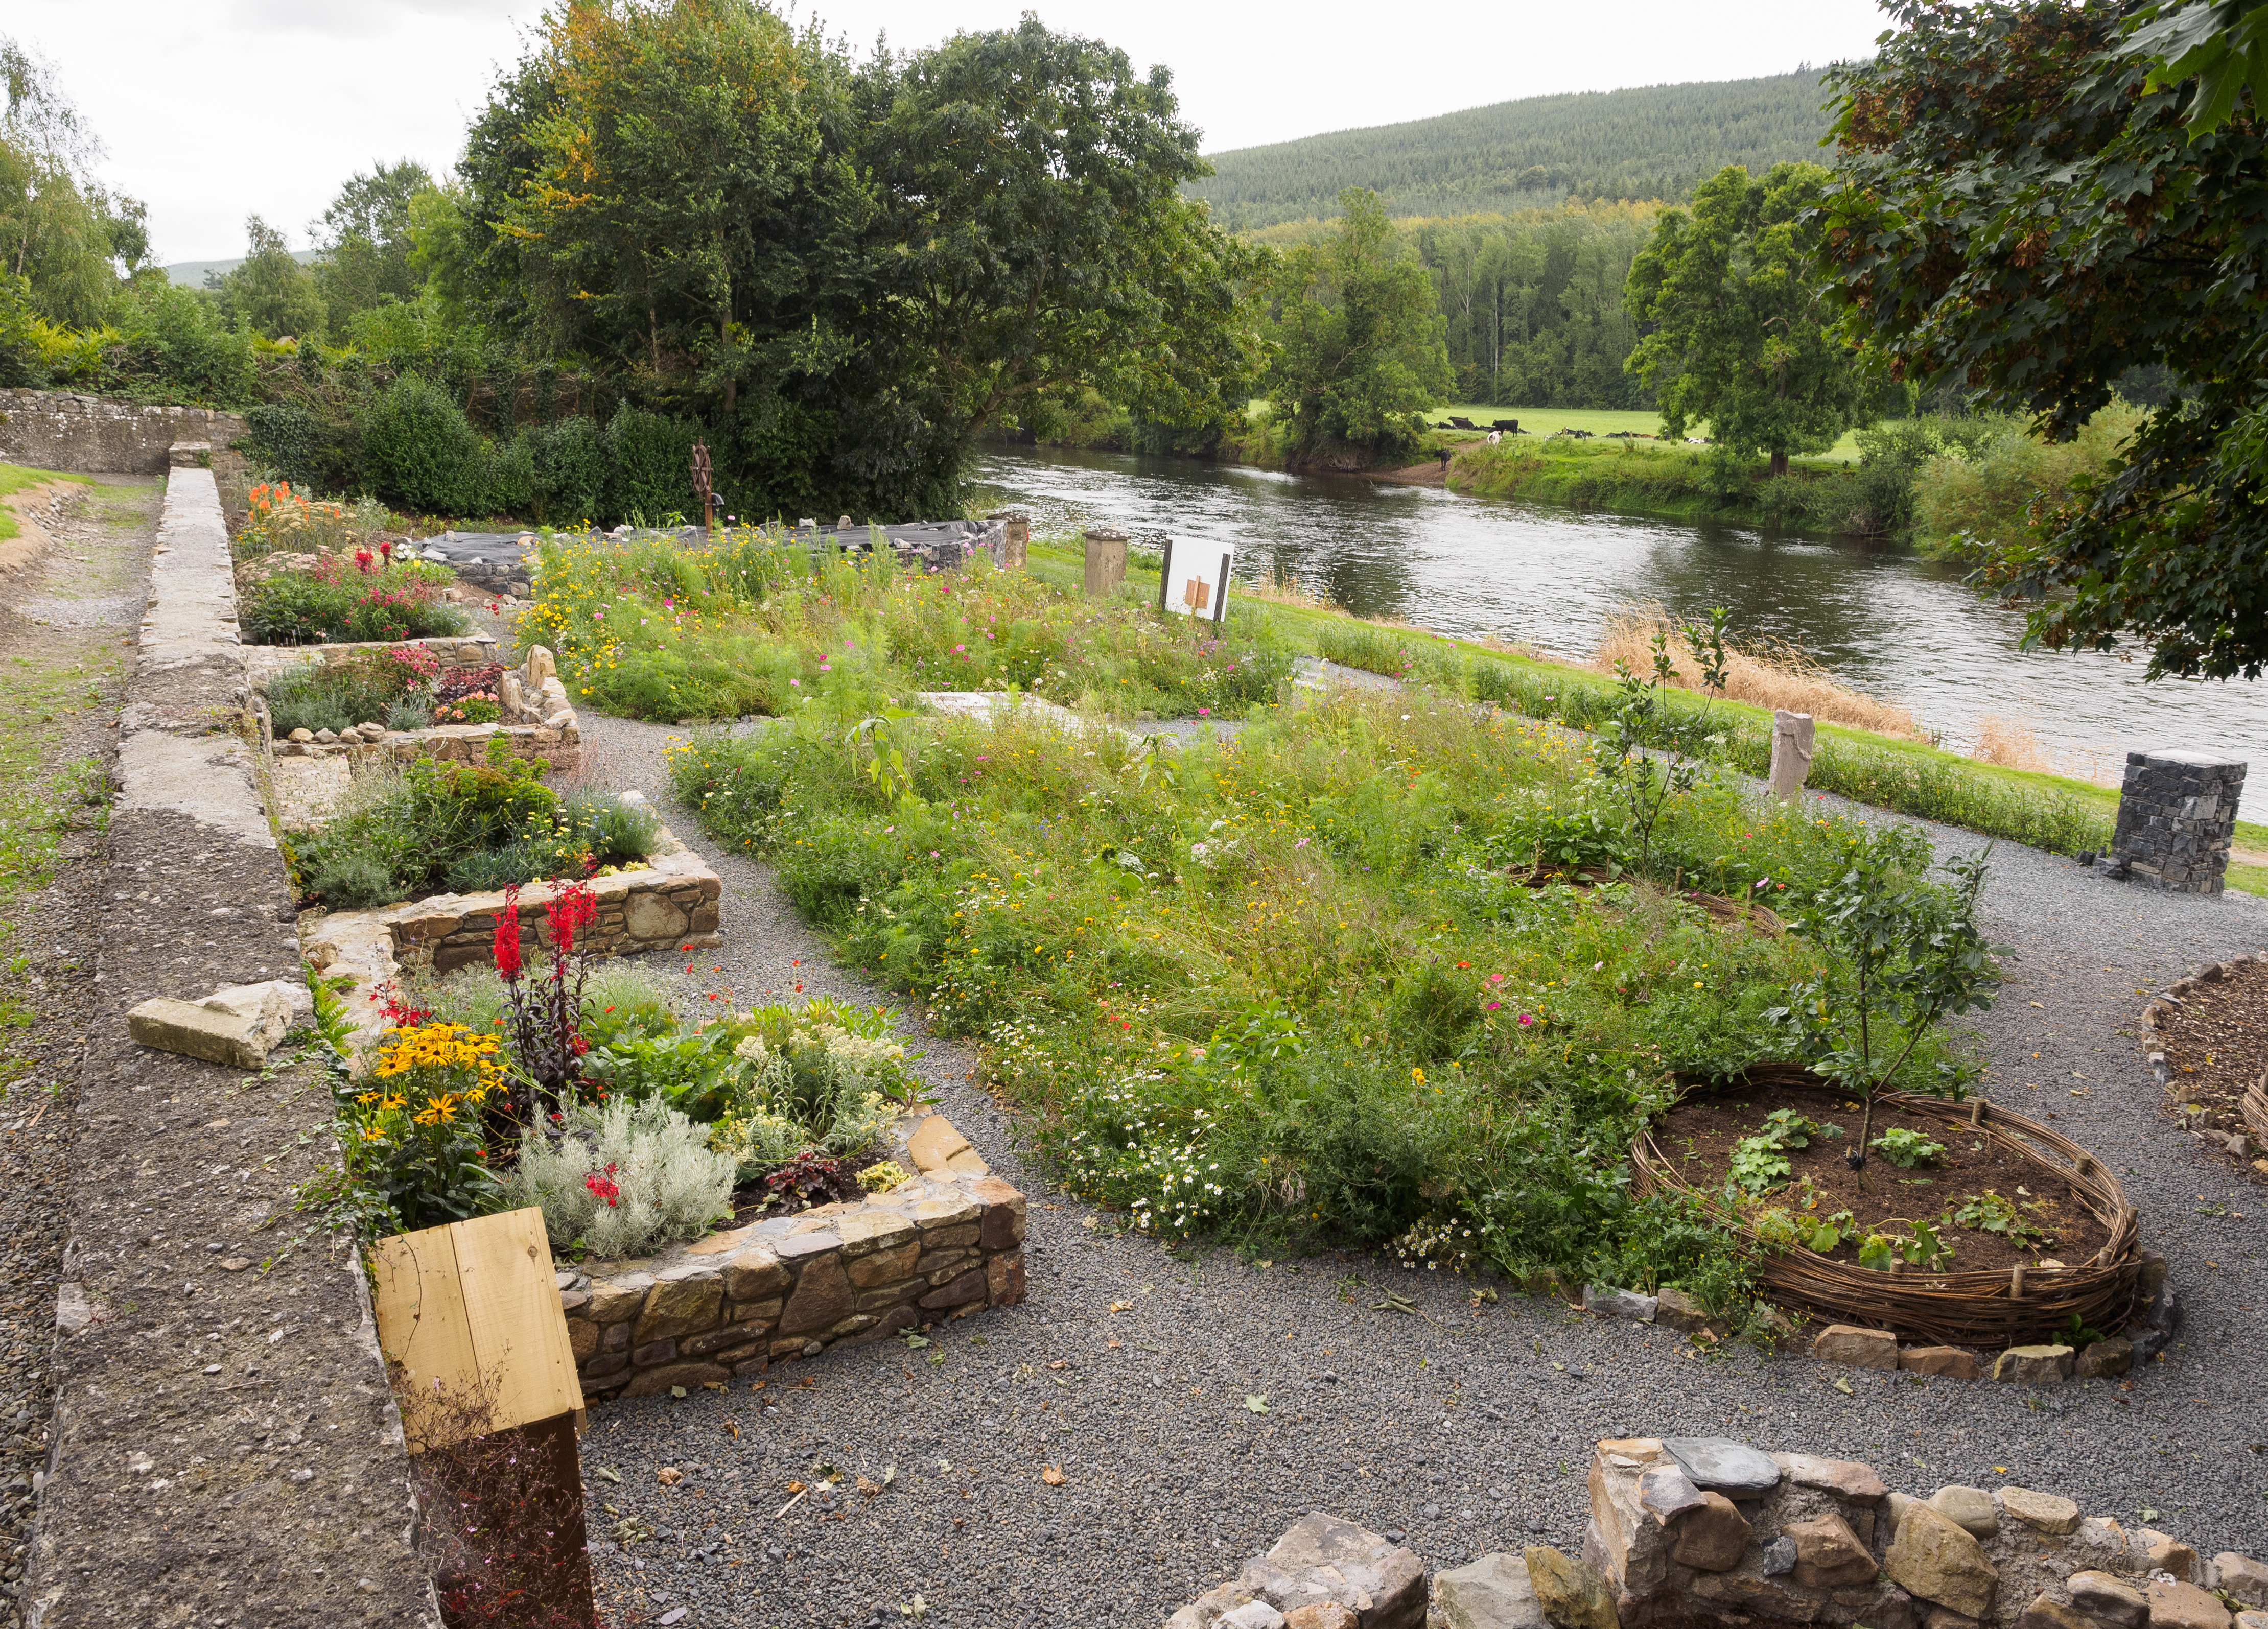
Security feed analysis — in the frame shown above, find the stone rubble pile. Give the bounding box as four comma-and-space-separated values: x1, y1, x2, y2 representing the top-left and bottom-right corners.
1163, 1443, 2268, 1629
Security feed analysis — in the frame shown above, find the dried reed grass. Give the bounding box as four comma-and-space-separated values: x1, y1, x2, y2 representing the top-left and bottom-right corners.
1972, 713, 2051, 773
1593, 605, 1925, 740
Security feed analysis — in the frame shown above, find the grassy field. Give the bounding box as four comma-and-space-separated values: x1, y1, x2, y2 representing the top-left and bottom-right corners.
0, 464, 84, 545
1421, 406, 1872, 464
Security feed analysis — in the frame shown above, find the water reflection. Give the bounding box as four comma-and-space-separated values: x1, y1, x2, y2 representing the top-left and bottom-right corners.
969, 444, 2267, 777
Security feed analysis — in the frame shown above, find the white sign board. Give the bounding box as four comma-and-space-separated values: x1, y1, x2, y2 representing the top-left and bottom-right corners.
1158, 538, 1233, 625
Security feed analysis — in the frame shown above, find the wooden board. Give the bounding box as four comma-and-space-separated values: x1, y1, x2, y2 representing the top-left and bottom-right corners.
371, 1206, 586, 1451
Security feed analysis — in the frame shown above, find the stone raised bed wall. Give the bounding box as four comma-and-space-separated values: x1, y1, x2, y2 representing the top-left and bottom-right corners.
301, 834, 723, 1044
1167, 1446, 2268, 1629
561, 1113, 1025, 1400
248, 637, 583, 776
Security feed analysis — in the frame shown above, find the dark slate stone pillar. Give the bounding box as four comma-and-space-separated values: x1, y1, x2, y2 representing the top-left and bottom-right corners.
2095, 750, 2248, 895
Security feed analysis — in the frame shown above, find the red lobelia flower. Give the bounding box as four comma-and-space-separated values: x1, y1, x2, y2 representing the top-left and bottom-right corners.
493, 884, 523, 980
546, 879, 598, 959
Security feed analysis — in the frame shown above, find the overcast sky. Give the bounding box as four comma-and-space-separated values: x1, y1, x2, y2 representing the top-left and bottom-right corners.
10, 0, 1893, 265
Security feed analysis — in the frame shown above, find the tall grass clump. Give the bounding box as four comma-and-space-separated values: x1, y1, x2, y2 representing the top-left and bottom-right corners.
1591, 606, 1924, 739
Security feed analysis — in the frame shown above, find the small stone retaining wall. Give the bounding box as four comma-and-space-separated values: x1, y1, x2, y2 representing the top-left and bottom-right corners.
562, 1114, 1025, 1400
1166, 1445, 2268, 1629
249, 638, 583, 776
301, 834, 723, 1044
2094, 750, 2248, 895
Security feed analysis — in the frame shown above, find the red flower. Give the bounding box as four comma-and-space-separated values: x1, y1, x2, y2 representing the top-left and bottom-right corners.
354, 548, 375, 573
493, 885, 523, 981
584, 1171, 621, 1208
546, 880, 598, 958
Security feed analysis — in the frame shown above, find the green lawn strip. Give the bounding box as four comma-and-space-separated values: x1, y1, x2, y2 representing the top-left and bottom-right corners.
0, 463, 90, 545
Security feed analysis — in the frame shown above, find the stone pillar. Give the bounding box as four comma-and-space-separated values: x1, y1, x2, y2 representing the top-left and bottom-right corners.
1769, 711, 1815, 801
2096, 750, 2247, 895
1083, 527, 1128, 598
985, 510, 1029, 571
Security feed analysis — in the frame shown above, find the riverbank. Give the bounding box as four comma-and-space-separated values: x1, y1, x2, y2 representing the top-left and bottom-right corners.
1019, 539, 2267, 893
1444, 438, 1897, 535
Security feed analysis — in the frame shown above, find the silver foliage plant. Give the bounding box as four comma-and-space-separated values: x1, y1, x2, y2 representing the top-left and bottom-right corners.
509, 1095, 735, 1258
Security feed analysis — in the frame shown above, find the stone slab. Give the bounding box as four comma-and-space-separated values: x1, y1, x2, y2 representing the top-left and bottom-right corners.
1663, 1437, 1782, 1495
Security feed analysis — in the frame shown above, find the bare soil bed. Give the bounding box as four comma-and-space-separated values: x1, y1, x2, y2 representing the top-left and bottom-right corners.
2156, 956, 2268, 1164
1657, 1075, 2110, 1276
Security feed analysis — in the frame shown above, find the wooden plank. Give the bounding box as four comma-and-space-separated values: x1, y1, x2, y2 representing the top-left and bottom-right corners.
369, 1226, 484, 1451
450, 1206, 584, 1435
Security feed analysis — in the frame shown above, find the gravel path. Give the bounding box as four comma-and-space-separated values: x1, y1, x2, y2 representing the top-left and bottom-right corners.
567, 704, 2268, 1629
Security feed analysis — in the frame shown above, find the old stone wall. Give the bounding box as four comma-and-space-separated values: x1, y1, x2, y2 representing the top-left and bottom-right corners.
0, 389, 247, 475
21, 457, 437, 1627
565, 1115, 1025, 1400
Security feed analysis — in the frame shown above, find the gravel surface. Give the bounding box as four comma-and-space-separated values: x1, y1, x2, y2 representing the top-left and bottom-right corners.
567, 704, 2268, 1629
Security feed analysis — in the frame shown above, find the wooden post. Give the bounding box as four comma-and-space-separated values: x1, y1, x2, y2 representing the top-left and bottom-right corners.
1083, 528, 1128, 598
372, 1208, 593, 1620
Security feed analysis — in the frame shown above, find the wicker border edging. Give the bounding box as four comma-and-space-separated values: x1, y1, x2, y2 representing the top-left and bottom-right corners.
1630, 1065, 2141, 1348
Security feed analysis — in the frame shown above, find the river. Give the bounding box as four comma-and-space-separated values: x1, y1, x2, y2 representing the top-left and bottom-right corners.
968, 444, 2268, 780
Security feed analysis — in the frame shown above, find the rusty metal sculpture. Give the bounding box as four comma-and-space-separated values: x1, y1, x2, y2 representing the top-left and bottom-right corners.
691, 439, 714, 535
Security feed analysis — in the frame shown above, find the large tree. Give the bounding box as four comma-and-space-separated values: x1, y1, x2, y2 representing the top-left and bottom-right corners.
1262, 187, 1452, 451
313, 159, 434, 332
1819, 0, 2268, 680
459, 0, 1260, 515
1625, 162, 1867, 477
0, 36, 148, 325
211, 215, 326, 341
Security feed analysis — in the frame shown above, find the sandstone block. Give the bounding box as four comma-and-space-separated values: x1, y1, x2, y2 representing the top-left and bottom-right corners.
1885, 1502, 1998, 1620
987, 1250, 1025, 1307
1995, 1487, 2080, 1536
1435, 1553, 1545, 1629
1583, 1285, 1657, 1323
911, 1193, 980, 1231
1526, 1546, 1618, 1629
729, 1297, 784, 1327
126, 995, 279, 1069
922, 1250, 974, 1283
924, 1223, 983, 1252
1784, 1510, 1876, 1588
624, 890, 687, 941
618, 1362, 728, 1400
567, 1320, 599, 1361
683, 1225, 753, 1257
849, 1242, 920, 1288
2145, 1582, 2231, 1629
1221, 1604, 1286, 1629
2016, 1593, 2094, 1629
633, 1277, 722, 1346
1900, 1346, 1982, 1379
1284, 1607, 1362, 1629
2236, 1615, 2268, 1629
1691, 1571, 1819, 1623
1653, 1288, 1710, 1332
2214, 1555, 2268, 1608
1670, 1492, 1751, 1573
631, 1338, 677, 1366
1928, 1486, 1998, 1539
1635, 1465, 1707, 1524
906, 1114, 972, 1174
1773, 1452, 1890, 1505
1588, 1443, 1676, 1600
725, 1248, 790, 1300
1992, 1345, 2075, 1384
838, 1210, 918, 1258
779, 1255, 853, 1335
1240, 1512, 1426, 1629
2069, 1572, 2147, 1629
2141, 1533, 2196, 1583
1170, 1585, 1253, 1629
2076, 1338, 2134, 1379
973, 1177, 1028, 1248
1813, 1325, 1900, 1369
920, 1266, 987, 1310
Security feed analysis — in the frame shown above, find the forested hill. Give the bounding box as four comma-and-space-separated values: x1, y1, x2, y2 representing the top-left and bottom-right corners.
1188, 70, 1836, 229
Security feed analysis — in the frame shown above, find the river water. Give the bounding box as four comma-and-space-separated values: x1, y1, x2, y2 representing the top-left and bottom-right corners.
969, 444, 2268, 779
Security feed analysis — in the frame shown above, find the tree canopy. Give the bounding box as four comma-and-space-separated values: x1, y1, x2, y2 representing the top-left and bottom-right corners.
313, 160, 435, 334
455, 0, 1258, 516
1820, 0, 2268, 679
1263, 188, 1453, 451
211, 215, 326, 342
0, 36, 148, 326
1625, 162, 1871, 477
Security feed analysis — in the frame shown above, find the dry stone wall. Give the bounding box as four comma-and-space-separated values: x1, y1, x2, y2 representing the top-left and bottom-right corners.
563, 1115, 1025, 1400
0, 388, 247, 473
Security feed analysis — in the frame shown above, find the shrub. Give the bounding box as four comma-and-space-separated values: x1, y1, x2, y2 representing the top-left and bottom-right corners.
1910, 406, 2142, 560
360, 371, 486, 515
533, 417, 606, 526
244, 403, 329, 492
506, 1095, 735, 1258
605, 403, 700, 525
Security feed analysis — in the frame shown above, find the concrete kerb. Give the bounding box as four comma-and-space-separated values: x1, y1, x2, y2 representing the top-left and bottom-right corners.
21, 459, 439, 1627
